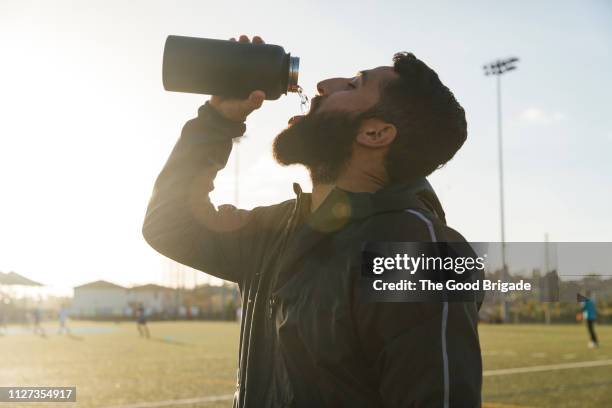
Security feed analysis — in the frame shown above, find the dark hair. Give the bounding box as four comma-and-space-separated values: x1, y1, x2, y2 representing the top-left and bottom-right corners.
367, 52, 467, 183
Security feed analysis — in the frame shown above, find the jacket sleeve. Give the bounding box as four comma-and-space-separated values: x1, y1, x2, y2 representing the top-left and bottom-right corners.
352, 212, 482, 407
142, 102, 262, 283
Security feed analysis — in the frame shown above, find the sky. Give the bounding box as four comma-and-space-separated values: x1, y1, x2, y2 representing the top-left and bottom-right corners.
0, 0, 611, 293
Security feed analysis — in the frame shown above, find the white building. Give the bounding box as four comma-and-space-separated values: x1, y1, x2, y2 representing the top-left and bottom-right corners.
72, 280, 127, 317
127, 284, 178, 316
71, 281, 187, 319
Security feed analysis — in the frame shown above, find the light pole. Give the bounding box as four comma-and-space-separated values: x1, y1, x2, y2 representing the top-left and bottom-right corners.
483, 57, 519, 323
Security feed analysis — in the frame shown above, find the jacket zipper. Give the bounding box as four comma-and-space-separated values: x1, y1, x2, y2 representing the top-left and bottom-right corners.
267, 187, 303, 319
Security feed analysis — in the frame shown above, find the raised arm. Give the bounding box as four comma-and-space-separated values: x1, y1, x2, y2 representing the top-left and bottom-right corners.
143, 35, 272, 283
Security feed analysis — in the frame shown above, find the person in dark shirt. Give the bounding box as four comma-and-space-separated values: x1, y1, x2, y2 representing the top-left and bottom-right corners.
32, 306, 46, 337
136, 304, 150, 339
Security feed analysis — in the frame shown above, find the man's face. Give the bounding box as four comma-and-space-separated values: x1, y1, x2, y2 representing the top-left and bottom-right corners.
273, 66, 398, 184
310, 66, 396, 116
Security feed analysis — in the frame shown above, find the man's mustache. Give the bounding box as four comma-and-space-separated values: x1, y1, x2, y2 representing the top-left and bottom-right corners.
287, 95, 326, 125
308, 95, 326, 115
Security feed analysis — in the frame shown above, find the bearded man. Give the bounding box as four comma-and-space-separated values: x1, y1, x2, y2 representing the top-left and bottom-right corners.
143, 34, 482, 407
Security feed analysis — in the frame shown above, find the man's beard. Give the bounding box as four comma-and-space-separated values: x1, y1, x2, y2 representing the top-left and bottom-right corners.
273, 107, 363, 184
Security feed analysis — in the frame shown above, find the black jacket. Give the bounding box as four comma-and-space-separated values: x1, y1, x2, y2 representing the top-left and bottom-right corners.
143, 102, 482, 407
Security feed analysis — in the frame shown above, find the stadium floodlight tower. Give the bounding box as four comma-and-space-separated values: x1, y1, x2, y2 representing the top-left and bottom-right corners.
483, 57, 519, 323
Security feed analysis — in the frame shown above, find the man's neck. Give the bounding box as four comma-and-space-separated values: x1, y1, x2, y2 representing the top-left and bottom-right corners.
310, 175, 386, 213
311, 183, 335, 213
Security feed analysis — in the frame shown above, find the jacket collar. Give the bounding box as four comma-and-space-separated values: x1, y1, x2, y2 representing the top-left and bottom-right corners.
273, 179, 446, 291
294, 178, 446, 233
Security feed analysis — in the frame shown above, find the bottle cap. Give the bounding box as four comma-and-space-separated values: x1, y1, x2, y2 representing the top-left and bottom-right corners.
287, 56, 300, 93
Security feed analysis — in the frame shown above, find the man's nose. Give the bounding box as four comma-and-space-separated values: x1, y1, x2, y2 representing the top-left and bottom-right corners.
316, 77, 349, 96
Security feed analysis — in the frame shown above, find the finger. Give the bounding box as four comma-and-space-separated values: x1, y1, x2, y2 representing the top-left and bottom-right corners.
238, 34, 249, 43
253, 35, 264, 44
218, 204, 237, 211
211, 95, 227, 103
250, 90, 266, 102
248, 90, 266, 109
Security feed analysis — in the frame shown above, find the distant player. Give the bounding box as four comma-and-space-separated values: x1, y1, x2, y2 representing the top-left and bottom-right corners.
58, 304, 71, 335
581, 290, 599, 348
32, 306, 46, 337
0, 310, 7, 336
136, 304, 150, 339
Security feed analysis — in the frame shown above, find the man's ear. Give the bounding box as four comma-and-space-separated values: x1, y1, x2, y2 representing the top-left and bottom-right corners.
355, 118, 397, 148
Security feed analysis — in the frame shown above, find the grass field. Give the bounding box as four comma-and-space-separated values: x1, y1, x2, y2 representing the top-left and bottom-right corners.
0, 321, 610, 408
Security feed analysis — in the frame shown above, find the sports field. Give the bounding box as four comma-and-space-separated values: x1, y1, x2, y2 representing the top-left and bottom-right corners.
0, 321, 610, 408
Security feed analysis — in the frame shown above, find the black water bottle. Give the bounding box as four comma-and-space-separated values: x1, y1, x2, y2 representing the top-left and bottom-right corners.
162, 35, 300, 100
